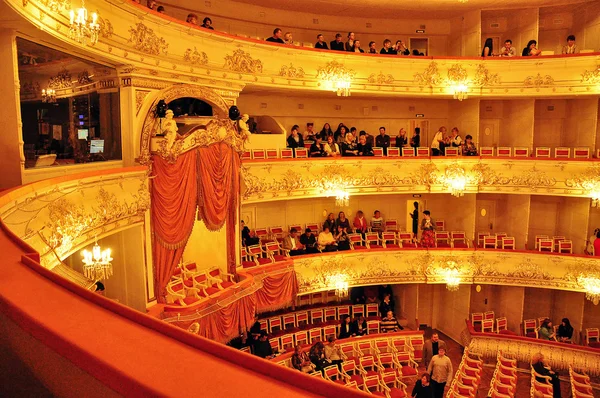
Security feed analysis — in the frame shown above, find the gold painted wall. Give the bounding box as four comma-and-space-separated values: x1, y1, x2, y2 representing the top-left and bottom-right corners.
469, 284, 525, 335
418, 284, 435, 328
556, 197, 590, 254
433, 284, 471, 343
182, 215, 228, 274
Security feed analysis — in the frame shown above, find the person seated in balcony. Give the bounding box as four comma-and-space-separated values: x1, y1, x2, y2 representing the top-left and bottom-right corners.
357, 134, 374, 156
335, 225, 350, 250
300, 228, 319, 253
186, 13, 198, 25
309, 136, 326, 157
396, 40, 410, 55
396, 128, 409, 148
367, 211, 382, 235
201, 17, 214, 30
266, 28, 285, 44
318, 226, 338, 252
303, 122, 316, 141
462, 135, 477, 156
368, 41, 377, 54
320, 122, 333, 140
353, 210, 368, 235
283, 228, 306, 256
539, 319, 556, 340
323, 135, 341, 157
352, 315, 367, 336
420, 210, 436, 248
376, 126, 390, 155
309, 341, 329, 372
156, 5, 165, 13
342, 133, 359, 156
146, 0, 156, 10
557, 318, 573, 342
585, 228, 599, 255
482, 38, 495, 57
330, 33, 345, 51
381, 310, 404, 332
315, 34, 329, 49
336, 211, 351, 231
499, 39, 516, 57
339, 315, 353, 339
334, 124, 348, 144
562, 35, 579, 54
431, 126, 446, 156
284, 32, 294, 45
380, 39, 398, 55
286, 125, 304, 149
411, 128, 421, 149
254, 331, 274, 359
532, 353, 561, 398
324, 337, 344, 369
323, 213, 336, 233
345, 32, 355, 51
241, 220, 260, 246
353, 40, 365, 53
379, 294, 394, 317
449, 127, 462, 148
522, 39, 541, 56
359, 129, 374, 146
412, 373, 434, 398
594, 230, 600, 256
292, 345, 315, 373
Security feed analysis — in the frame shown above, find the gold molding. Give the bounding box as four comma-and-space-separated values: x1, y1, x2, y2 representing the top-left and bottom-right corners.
48, 68, 72, 89
224, 49, 263, 73
183, 47, 208, 66
524, 73, 554, 87
97, 14, 114, 39
446, 64, 468, 85
128, 22, 169, 56
279, 63, 305, 78
367, 71, 394, 84
473, 64, 500, 86
135, 90, 150, 115
581, 67, 600, 84
414, 62, 441, 87
316, 60, 355, 84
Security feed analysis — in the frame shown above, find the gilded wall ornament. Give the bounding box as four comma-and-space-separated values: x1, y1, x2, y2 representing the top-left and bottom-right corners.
40, 0, 69, 12
472, 163, 510, 185
565, 165, 600, 193
48, 68, 72, 89
473, 64, 500, 86
77, 70, 93, 85
135, 90, 150, 115
413, 62, 441, 87
183, 47, 208, 66
98, 15, 114, 39
446, 64, 468, 85
20, 81, 40, 96
128, 22, 169, 56
316, 60, 355, 93
279, 63, 305, 78
511, 167, 556, 188
367, 72, 394, 84
223, 49, 263, 73
524, 73, 554, 87
581, 67, 600, 84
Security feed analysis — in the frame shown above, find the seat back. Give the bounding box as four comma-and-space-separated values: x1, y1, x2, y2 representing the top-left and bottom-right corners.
280, 148, 294, 158
483, 236, 497, 249
497, 147, 512, 157
539, 239, 553, 252
295, 148, 308, 158
348, 233, 365, 248
303, 140, 313, 149
282, 313, 296, 329
496, 317, 507, 332
451, 231, 468, 246
416, 147, 430, 157
387, 147, 400, 157
366, 303, 379, 317
265, 148, 278, 159
471, 312, 484, 325
252, 149, 266, 159
365, 232, 381, 247
477, 232, 490, 247
373, 147, 384, 157
501, 236, 515, 250
554, 147, 571, 158
241, 150, 252, 160
480, 147, 494, 156
310, 308, 324, 323
513, 147, 529, 157
558, 240, 573, 253
323, 325, 336, 340
382, 232, 398, 247
367, 320, 380, 334
434, 219, 445, 230
398, 232, 415, 247
305, 223, 319, 233
435, 231, 450, 246
482, 319, 495, 333
324, 307, 337, 321
352, 304, 364, 318
308, 328, 322, 343
523, 319, 537, 334
337, 305, 350, 319
586, 328, 599, 344
402, 147, 415, 157
573, 147, 590, 159
385, 219, 398, 231
535, 147, 551, 158
296, 311, 308, 326
445, 147, 460, 156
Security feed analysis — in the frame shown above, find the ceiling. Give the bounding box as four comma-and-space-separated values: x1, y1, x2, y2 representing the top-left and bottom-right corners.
227, 0, 593, 18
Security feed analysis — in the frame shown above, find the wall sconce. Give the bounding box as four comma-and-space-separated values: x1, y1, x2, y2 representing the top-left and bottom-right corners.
442, 163, 468, 197
452, 84, 469, 101
317, 61, 355, 97
577, 274, 600, 305
41, 88, 56, 103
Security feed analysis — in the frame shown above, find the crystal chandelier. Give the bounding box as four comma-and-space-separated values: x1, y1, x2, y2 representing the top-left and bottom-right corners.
444, 268, 461, 291
330, 274, 349, 297
81, 239, 113, 280
591, 191, 600, 208
317, 61, 354, 97
41, 88, 56, 103
334, 189, 350, 207
578, 275, 600, 305
443, 164, 468, 197
453, 84, 469, 101
69, 0, 100, 45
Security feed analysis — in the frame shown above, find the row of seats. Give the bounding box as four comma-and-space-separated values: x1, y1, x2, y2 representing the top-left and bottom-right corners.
243, 146, 598, 160
476, 232, 574, 253
471, 312, 513, 334
569, 367, 594, 398
164, 264, 236, 309
531, 364, 555, 398
487, 351, 518, 398
447, 348, 483, 398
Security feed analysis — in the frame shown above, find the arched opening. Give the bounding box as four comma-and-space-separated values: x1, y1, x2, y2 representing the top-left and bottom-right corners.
167, 97, 213, 117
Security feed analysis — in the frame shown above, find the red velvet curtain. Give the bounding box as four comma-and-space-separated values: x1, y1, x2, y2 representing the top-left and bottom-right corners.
197, 294, 256, 343
255, 271, 299, 313
152, 151, 199, 302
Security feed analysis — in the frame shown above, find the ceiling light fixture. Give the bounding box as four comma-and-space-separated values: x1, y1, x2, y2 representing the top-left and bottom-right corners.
81, 238, 113, 280
69, 0, 100, 45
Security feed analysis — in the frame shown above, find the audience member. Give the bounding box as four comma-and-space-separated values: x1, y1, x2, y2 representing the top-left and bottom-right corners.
156, 5, 165, 13
342, 133, 359, 156
241, 220, 260, 246
324, 336, 344, 369
201, 17, 214, 29
396, 128, 408, 148
334, 124, 348, 143
318, 226, 338, 252
412, 49, 420, 56
431, 126, 446, 156
410, 201, 419, 237
339, 315, 353, 338
336, 211, 351, 230
360, 130, 374, 146
557, 318, 573, 342
292, 345, 315, 373
449, 127, 462, 148
146, 0, 156, 9
330, 33, 345, 51
320, 122, 333, 139
303, 122, 316, 140
412, 373, 434, 398
266, 28, 285, 44
379, 284, 393, 302
380, 310, 403, 332
323, 213, 336, 232
353, 40, 365, 53
379, 293, 394, 317
315, 34, 329, 49
539, 319, 556, 340
423, 332, 447, 368
371, 210, 384, 233
380, 39, 397, 55
368, 41, 377, 53
308, 341, 329, 372
186, 13, 198, 25
353, 210, 368, 235
286, 125, 304, 149
300, 228, 319, 253
284, 32, 294, 45
410, 128, 421, 148
532, 353, 561, 398
562, 34, 579, 54
522, 39, 541, 56
357, 134, 374, 156
94, 281, 105, 296
376, 126, 390, 155
248, 315, 262, 343
427, 347, 453, 398
345, 32, 355, 51
283, 228, 306, 256
254, 331, 274, 358
482, 38, 494, 56
396, 40, 410, 55
498, 39, 516, 57
352, 315, 367, 336
420, 210, 436, 248
594, 230, 600, 255
462, 135, 477, 156
324, 135, 341, 157
335, 225, 350, 250
350, 287, 366, 305
309, 136, 326, 157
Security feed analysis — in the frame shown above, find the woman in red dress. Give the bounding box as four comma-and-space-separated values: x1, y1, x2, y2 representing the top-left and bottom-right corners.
420, 210, 436, 248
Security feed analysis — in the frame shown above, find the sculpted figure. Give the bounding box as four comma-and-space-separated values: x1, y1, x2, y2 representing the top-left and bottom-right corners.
162, 109, 178, 152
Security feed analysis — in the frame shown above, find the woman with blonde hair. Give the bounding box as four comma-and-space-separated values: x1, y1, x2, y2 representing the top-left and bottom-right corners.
342, 132, 358, 156
532, 352, 561, 398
